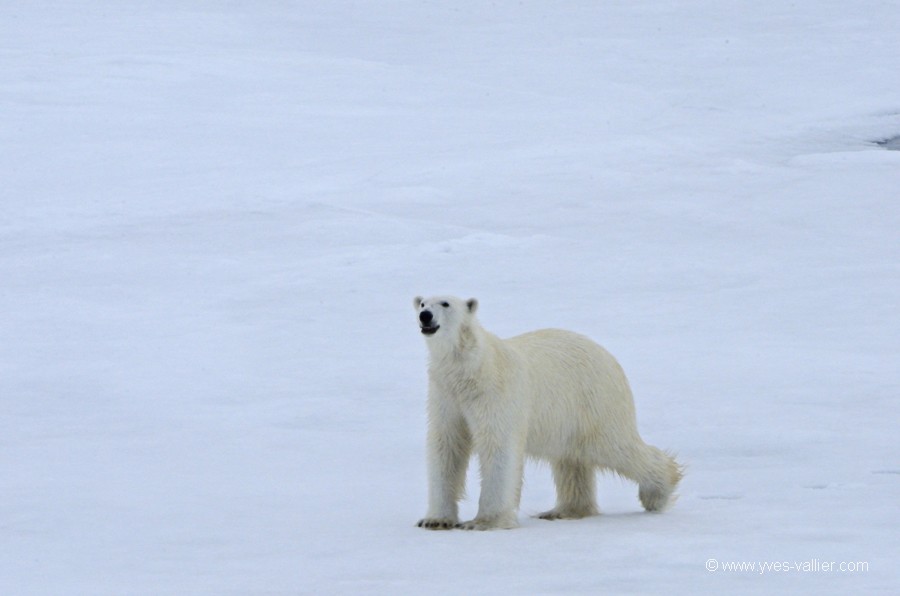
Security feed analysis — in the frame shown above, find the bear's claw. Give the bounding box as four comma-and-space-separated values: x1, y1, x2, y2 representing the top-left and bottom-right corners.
417, 518, 456, 530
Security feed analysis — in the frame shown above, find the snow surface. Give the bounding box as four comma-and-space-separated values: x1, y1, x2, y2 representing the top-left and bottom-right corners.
2, 2, 899, 594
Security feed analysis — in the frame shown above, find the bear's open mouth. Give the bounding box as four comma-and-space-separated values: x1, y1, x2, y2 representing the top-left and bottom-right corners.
420, 325, 440, 335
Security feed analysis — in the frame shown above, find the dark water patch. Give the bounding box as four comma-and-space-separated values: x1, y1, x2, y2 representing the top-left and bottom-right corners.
874, 135, 900, 150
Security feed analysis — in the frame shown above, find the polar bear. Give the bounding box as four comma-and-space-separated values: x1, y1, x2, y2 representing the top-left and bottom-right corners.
413, 295, 682, 530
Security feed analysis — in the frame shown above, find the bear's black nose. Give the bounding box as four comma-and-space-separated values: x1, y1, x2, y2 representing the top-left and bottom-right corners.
419, 310, 433, 324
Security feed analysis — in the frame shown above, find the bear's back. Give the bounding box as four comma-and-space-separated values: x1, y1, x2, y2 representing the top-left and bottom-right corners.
506, 328, 612, 365
505, 328, 632, 405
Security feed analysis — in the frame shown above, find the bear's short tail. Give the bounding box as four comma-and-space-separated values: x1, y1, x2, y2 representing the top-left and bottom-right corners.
636, 447, 683, 512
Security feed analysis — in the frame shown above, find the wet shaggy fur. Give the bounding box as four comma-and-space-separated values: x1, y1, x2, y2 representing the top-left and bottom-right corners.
414, 295, 682, 530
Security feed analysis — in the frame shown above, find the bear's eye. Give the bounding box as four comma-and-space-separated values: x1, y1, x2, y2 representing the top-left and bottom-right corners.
441, 302, 450, 308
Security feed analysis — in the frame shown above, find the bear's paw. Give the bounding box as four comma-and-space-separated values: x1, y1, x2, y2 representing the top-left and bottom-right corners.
456, 517, 518, 531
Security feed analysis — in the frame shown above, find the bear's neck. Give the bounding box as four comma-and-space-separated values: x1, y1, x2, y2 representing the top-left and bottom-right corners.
427, 322, 502, 379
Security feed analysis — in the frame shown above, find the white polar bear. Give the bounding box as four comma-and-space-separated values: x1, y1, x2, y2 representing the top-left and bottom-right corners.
414, 295, 682, 530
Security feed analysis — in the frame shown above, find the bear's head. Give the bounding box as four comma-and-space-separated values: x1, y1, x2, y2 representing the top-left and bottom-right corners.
413, 295, 478, 340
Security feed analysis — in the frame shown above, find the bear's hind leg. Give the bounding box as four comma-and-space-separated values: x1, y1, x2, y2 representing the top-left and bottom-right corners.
538, 460, 598, 520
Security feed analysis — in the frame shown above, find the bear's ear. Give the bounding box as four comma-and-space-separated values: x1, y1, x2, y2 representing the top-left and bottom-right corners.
466, 298, 478, 313
413, 296, 423, 309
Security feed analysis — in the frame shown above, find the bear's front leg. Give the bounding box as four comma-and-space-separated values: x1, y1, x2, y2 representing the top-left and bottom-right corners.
418, 404, 471, 530
457, 434, 523, 530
